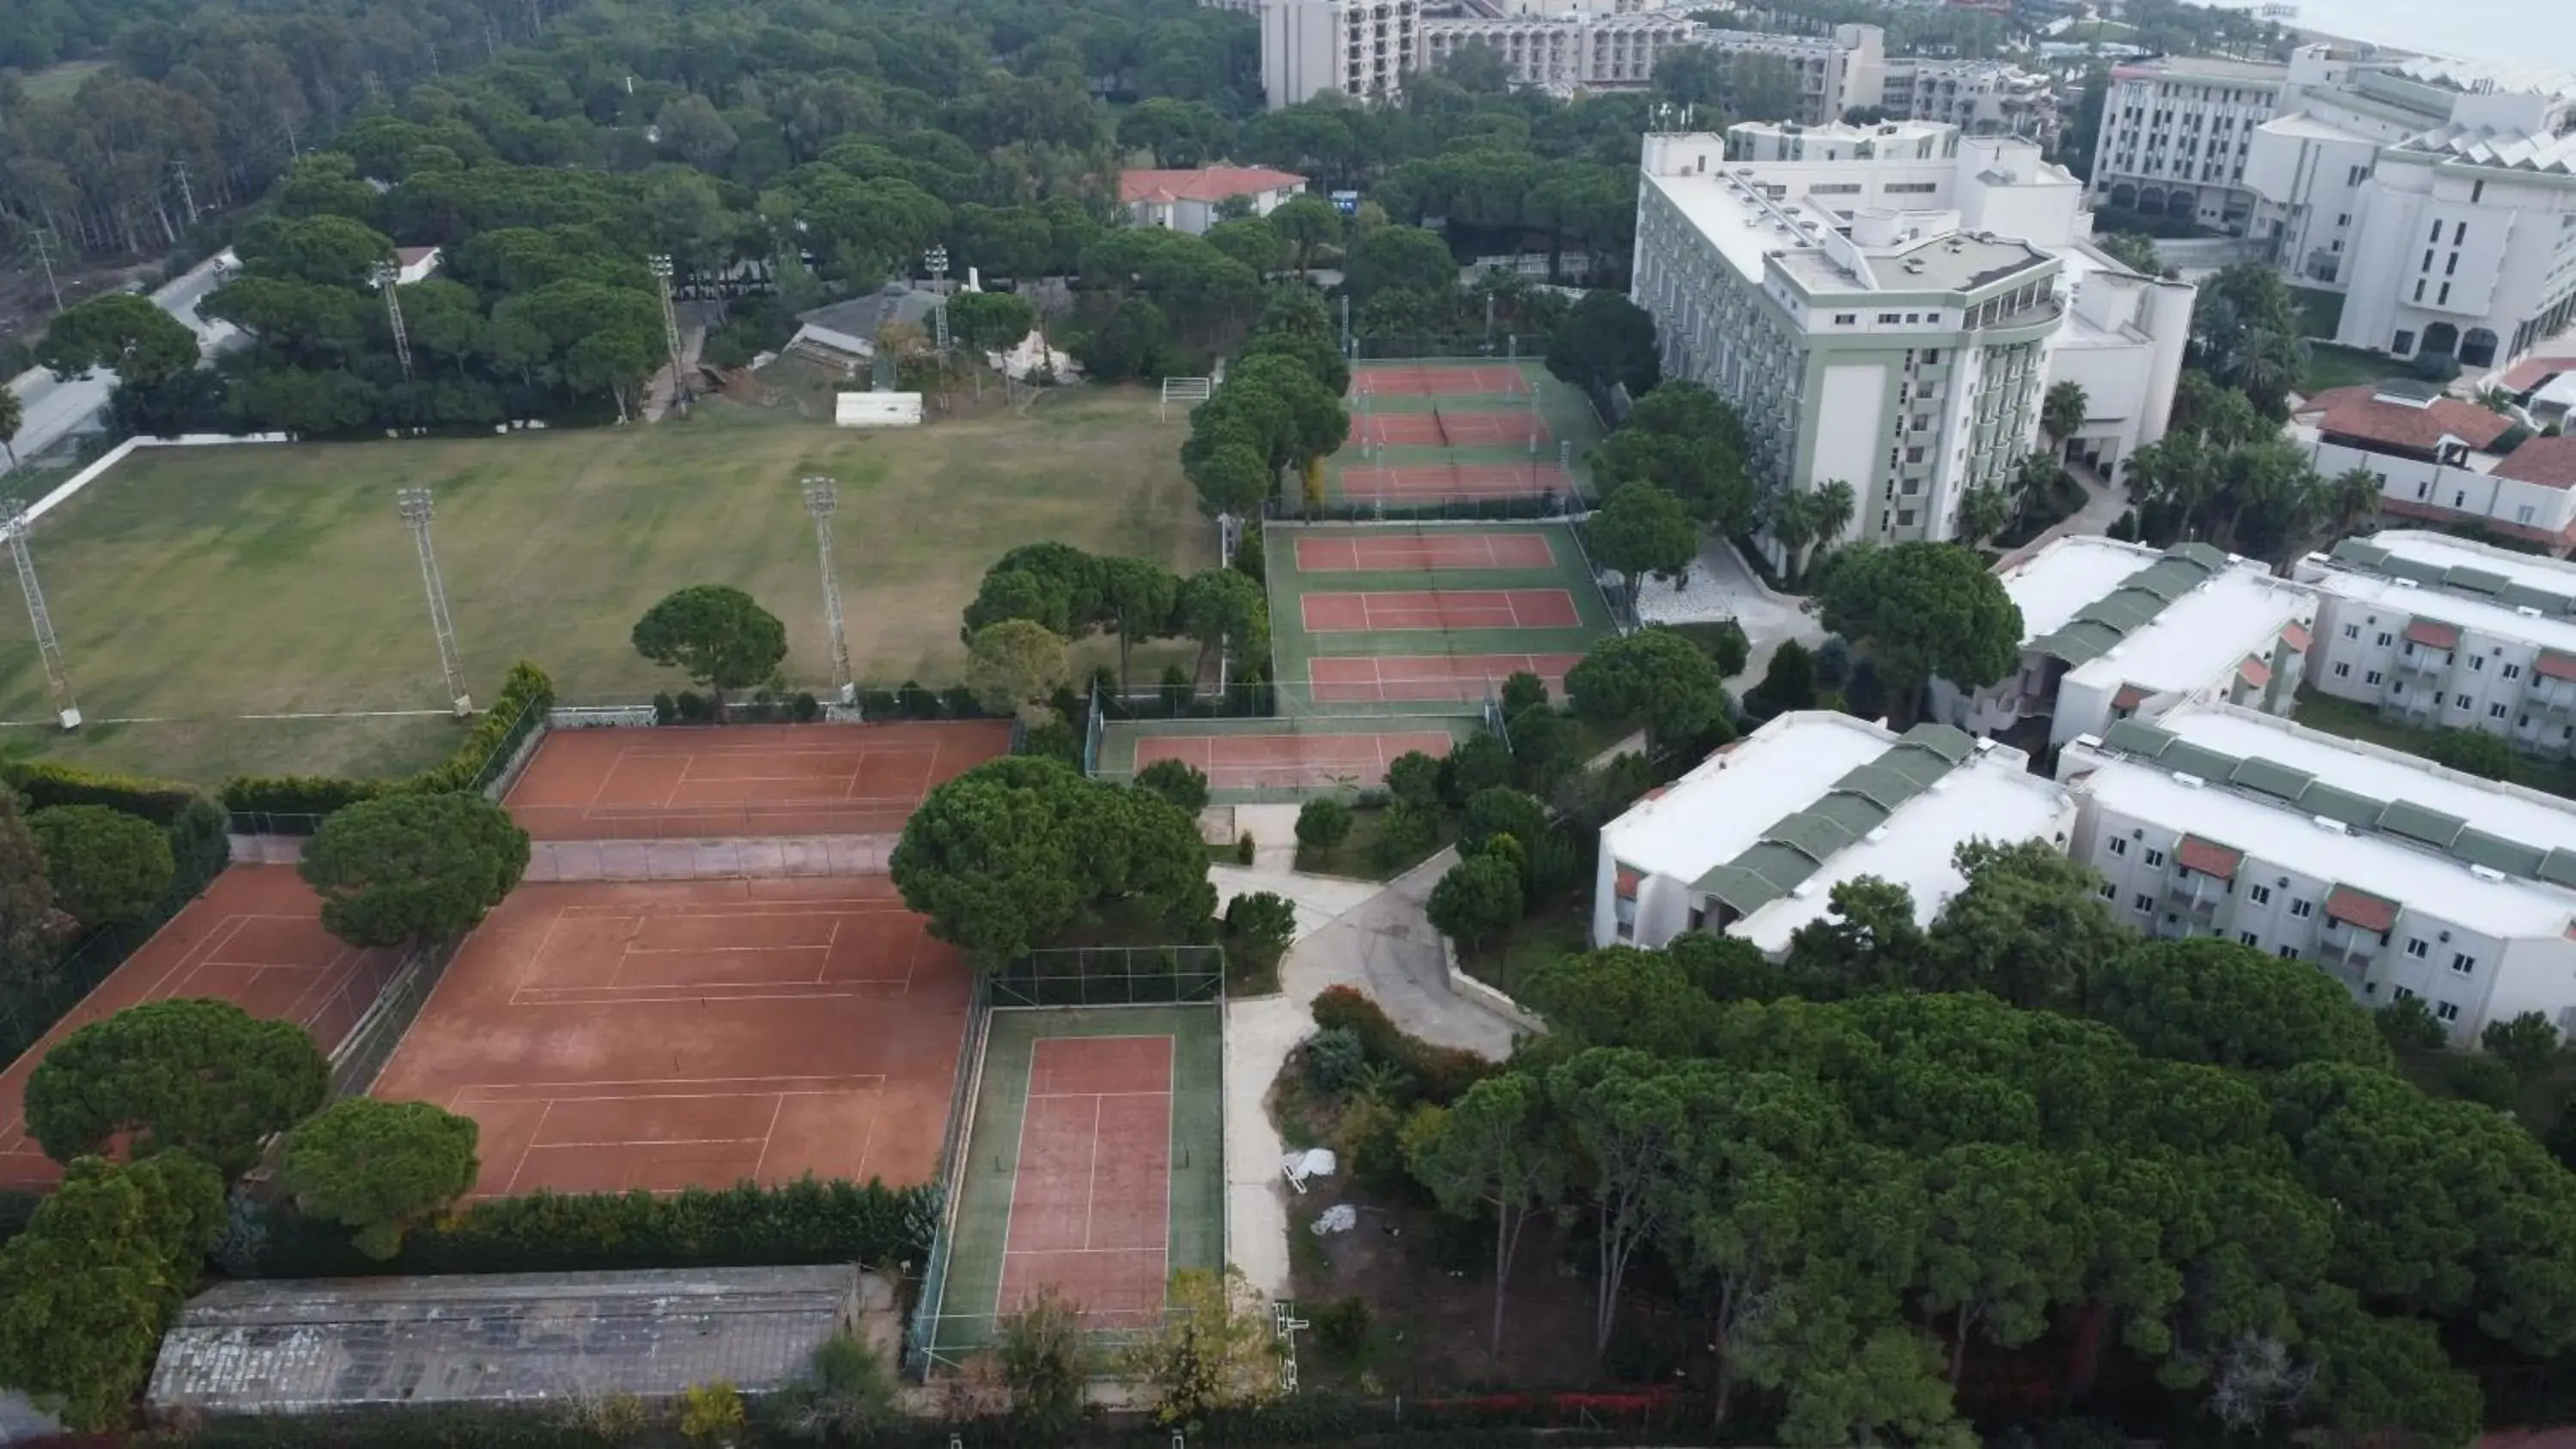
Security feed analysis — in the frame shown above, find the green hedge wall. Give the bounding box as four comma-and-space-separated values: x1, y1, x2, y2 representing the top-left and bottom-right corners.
3, 761, 204, 825
221, 660, 555, 823
236, 1175, 933, 1280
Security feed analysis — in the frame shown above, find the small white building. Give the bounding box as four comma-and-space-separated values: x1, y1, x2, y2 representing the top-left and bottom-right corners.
1119, 167, 1309, 235
1929, 537, 2317, 747
392, 246, 442, 285
2288, 379, 2576, 549
1594, 713, 2075, 955
2061, 703, 2576, 1044
2291, 555, 2576, 756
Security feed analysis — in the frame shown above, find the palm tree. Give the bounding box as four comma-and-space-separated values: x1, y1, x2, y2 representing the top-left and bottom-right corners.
2009, 452, 2062, 531
1812, 479, 1856, 562
1765, 488, 1821, 585
1955, 484, 2011, 544
2041, 380, 2088, 453
2326, 464, 2383, 542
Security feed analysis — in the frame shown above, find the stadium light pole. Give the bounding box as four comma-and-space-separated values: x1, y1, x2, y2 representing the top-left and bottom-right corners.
3, 506, 79, 729
373, 260, 415, 384
397, 488, 472, 716
802, 476, 855, 705
647, 253, 688, 416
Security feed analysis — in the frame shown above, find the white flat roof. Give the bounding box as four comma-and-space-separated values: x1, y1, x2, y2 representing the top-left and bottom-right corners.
2359, 529, 2576, 597
1733, 757, 2072, 954
2075, 756, 2576, 937
2311, 568, 2576, 654
1601, 712, 1891, 883
2063, 567, 2313, 694
2155, 703, 2576, 856
2001, 536, 2167, 639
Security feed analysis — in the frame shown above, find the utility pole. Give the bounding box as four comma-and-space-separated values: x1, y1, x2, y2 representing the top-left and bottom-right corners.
396, 488, 471, 716
374, 261, 415, 384
3, 506, 78, 730
29, 231, 63, 315
801, 476, 854, 705
647, 254, 688, 416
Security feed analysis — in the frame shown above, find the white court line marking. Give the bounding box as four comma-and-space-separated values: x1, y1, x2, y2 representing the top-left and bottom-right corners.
1082, 1096, 1104, 1250
993, 1041, 1041, 1315
501, 1100, 554, 1197
1157, 1034, 1176, 1298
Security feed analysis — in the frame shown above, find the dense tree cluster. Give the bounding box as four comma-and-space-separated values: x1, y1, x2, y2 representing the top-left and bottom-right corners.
1587, 383, 1758, 536
961, 541, 1261, 696
1181, 286, 1348, 514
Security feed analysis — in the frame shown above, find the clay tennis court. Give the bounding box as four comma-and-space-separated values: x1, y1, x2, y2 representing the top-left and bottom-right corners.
505, 721, 1011, 840
993, 1035, 1174, 1324
1348, 362, 1529, 396
1133, 728, 1461, 790
369, 876, 974, 1197
1302, 588, 1582, 633
1339, 462, 1577, 500
0, 867, 407, 1191
1295, 531, 1558, 573
1308, 652, 1586, 703
1351, 411, 1550, 448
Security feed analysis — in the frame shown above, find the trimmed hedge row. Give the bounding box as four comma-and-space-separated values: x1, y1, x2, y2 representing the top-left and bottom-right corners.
1310, 985, 1500, 1105
233, 1175, 933, 1280
220, 660, 556, 819
3, 761, 203, 826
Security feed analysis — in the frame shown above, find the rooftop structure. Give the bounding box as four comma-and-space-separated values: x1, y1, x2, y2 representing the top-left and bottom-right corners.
2061, 705, 2576, 1041
2323, 530, 2576, 616
146, 1267, 867, 1418
1932, 537, 2316, 746
1631, 120, 2193, 552
1595, 712, 2075, 954
1119, 166, 1308, 235
2289, 555, 2576, 759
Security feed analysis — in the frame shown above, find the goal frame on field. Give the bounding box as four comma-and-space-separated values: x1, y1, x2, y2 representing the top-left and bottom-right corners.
1160, 376, 1213, 421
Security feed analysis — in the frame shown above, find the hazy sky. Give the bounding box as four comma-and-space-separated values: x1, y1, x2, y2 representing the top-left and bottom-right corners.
2284, 0, 2576, 72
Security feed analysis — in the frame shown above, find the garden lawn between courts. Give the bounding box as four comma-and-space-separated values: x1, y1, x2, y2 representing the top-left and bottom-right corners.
1329, 357, 1606, 504
0, 386, 1210, 785
1265, 520, 1617, 712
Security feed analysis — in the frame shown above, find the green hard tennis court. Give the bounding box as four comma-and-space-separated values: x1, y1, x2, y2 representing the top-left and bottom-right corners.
1267, 520, 1617, 713
927, 1005, 1224, 1355
1334, 358, 1607, 504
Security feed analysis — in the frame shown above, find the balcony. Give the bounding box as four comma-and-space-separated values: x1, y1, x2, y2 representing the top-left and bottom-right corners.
2316, 930, 2377, 987
2165, 874, 2222, 916
2395, 648, 2446, 677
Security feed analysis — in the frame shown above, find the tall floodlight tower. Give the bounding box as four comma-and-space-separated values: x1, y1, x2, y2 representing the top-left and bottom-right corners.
373, 261, 416, 384
647, 254, 688, 415
3, 506, 78, 730
924, 245, 951, 353
397, 488, 472, 716
801, 476, 854, 705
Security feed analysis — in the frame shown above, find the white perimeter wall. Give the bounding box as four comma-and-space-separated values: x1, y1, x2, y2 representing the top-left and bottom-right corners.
834, 392, 925, 427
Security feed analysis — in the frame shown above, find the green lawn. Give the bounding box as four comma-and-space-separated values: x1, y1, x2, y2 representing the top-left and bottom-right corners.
2293, 688, 2576, 802
2289, 285, 2346, 340
2302, 343, 2407, 397
1455, 901, 1590, 1003
20, 60, 107, 102
0, 382, 1210, 783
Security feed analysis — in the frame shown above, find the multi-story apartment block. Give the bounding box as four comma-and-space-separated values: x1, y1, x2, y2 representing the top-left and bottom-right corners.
1631, 122, 2194, 552
1261, 0, 1419, 108
1881, 58, 2061, 147
1594, 713, 2075, 955
1929, 537, 2317, 747
2289, 378, 2576, 549
1692, 25, 1887, 124
1419, 10, 1700, 91
2061, 703, 2576, 1043
2291, 550, 2576, 757
2087, 53, 2289, 233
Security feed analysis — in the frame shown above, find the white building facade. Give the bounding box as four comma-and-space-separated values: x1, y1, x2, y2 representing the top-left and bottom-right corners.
1595, 713, 2075, 955
2061, 704, 2576, 1045
1419, 10, 1701, 91
1692, 24, 1887, 125
1881, 58, 2060, 147
1631, 121, 2194, 551
2292, 557, 2576, 758
2290, 379, 2576, 549
1262, 0, 1419, 108
1930, 537, 2317, 746
2087, 53, 2290, 233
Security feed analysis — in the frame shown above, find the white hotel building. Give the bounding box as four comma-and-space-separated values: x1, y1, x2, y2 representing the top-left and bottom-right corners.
1929, 537, 2317, 748
1629, 120, 2194, 553
2062, 703, 2576, 1044
1595, 713, 2075, 956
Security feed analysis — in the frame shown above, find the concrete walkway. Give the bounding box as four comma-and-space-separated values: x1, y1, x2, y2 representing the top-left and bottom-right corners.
1994, 462, 2128, 572
1218, 845, 1529, 1295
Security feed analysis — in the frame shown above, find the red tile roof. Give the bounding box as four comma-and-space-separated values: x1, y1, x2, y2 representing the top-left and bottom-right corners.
2281, 621, 2311, 652
2324, 883, 2398, 934
2502, 357, 2576, 392
2403, 618, 2461, 651
2540, 649, 2576, 684
2237, 656, 2272, 688
1615, 868, 1643, 898
394, 245, 440, 266
2492, 435, 2576, 490
1120, 167, 1308, 205
2111, 682, 2150, 710
2176, 835, 2241, 881
2302, 384, 2516, 453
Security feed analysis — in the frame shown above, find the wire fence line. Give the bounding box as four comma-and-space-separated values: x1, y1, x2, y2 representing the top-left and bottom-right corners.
989, 946, 1226, 1009
903, 973, 996, 1380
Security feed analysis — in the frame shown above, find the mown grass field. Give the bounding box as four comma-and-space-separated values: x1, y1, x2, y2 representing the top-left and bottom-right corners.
0, 379, 1211, 784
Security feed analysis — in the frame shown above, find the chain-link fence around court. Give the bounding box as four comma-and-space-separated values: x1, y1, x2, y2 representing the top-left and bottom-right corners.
989, 945, 1226, 1009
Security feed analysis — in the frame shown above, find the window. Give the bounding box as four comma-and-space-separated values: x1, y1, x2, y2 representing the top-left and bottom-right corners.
2144, 847, 2166, 867
1922, 349, 1940, 363
1905, 312, 1920, 323
2521, 504, 2538, 525
2342, 623, 2360, 640
2366, 669, 2385, 685
2504, 662, 2524, 680
2395, 329, 2415, 354
2395, 984, 2417, 1001
2424, 248, 2437, 271
2238, 931, 2260, 947
2455, 694, 2472, 710
2249, 883, 2273, 906
2471, 654, 2486, 671
1877, 312, 1903, 324
1897, 508, 1917, 526
2377, 632, 2394, 647
2291, 898, 2314, 919
2454, 221, 2467, 245
2133, 893, 2154, 912
2493, 702, 2510, 719
2277, 945, 2301, 961
2435, 1001, 2460, 1023
2109, 837, 2129, 857
2100, 882, 2117, 900
2451, 951, 2476, 976
2337, 212, 2349, 227
2406, 937, 2429, 959
2439, 282, 2451, 306
1834, 313, 1856, 324
2427, 219, 2442, 243
2334, 662, 2352, 678
2474, 179, 2485, 203
2392, 682, 2407, 698
2415, 279, 2427, 303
